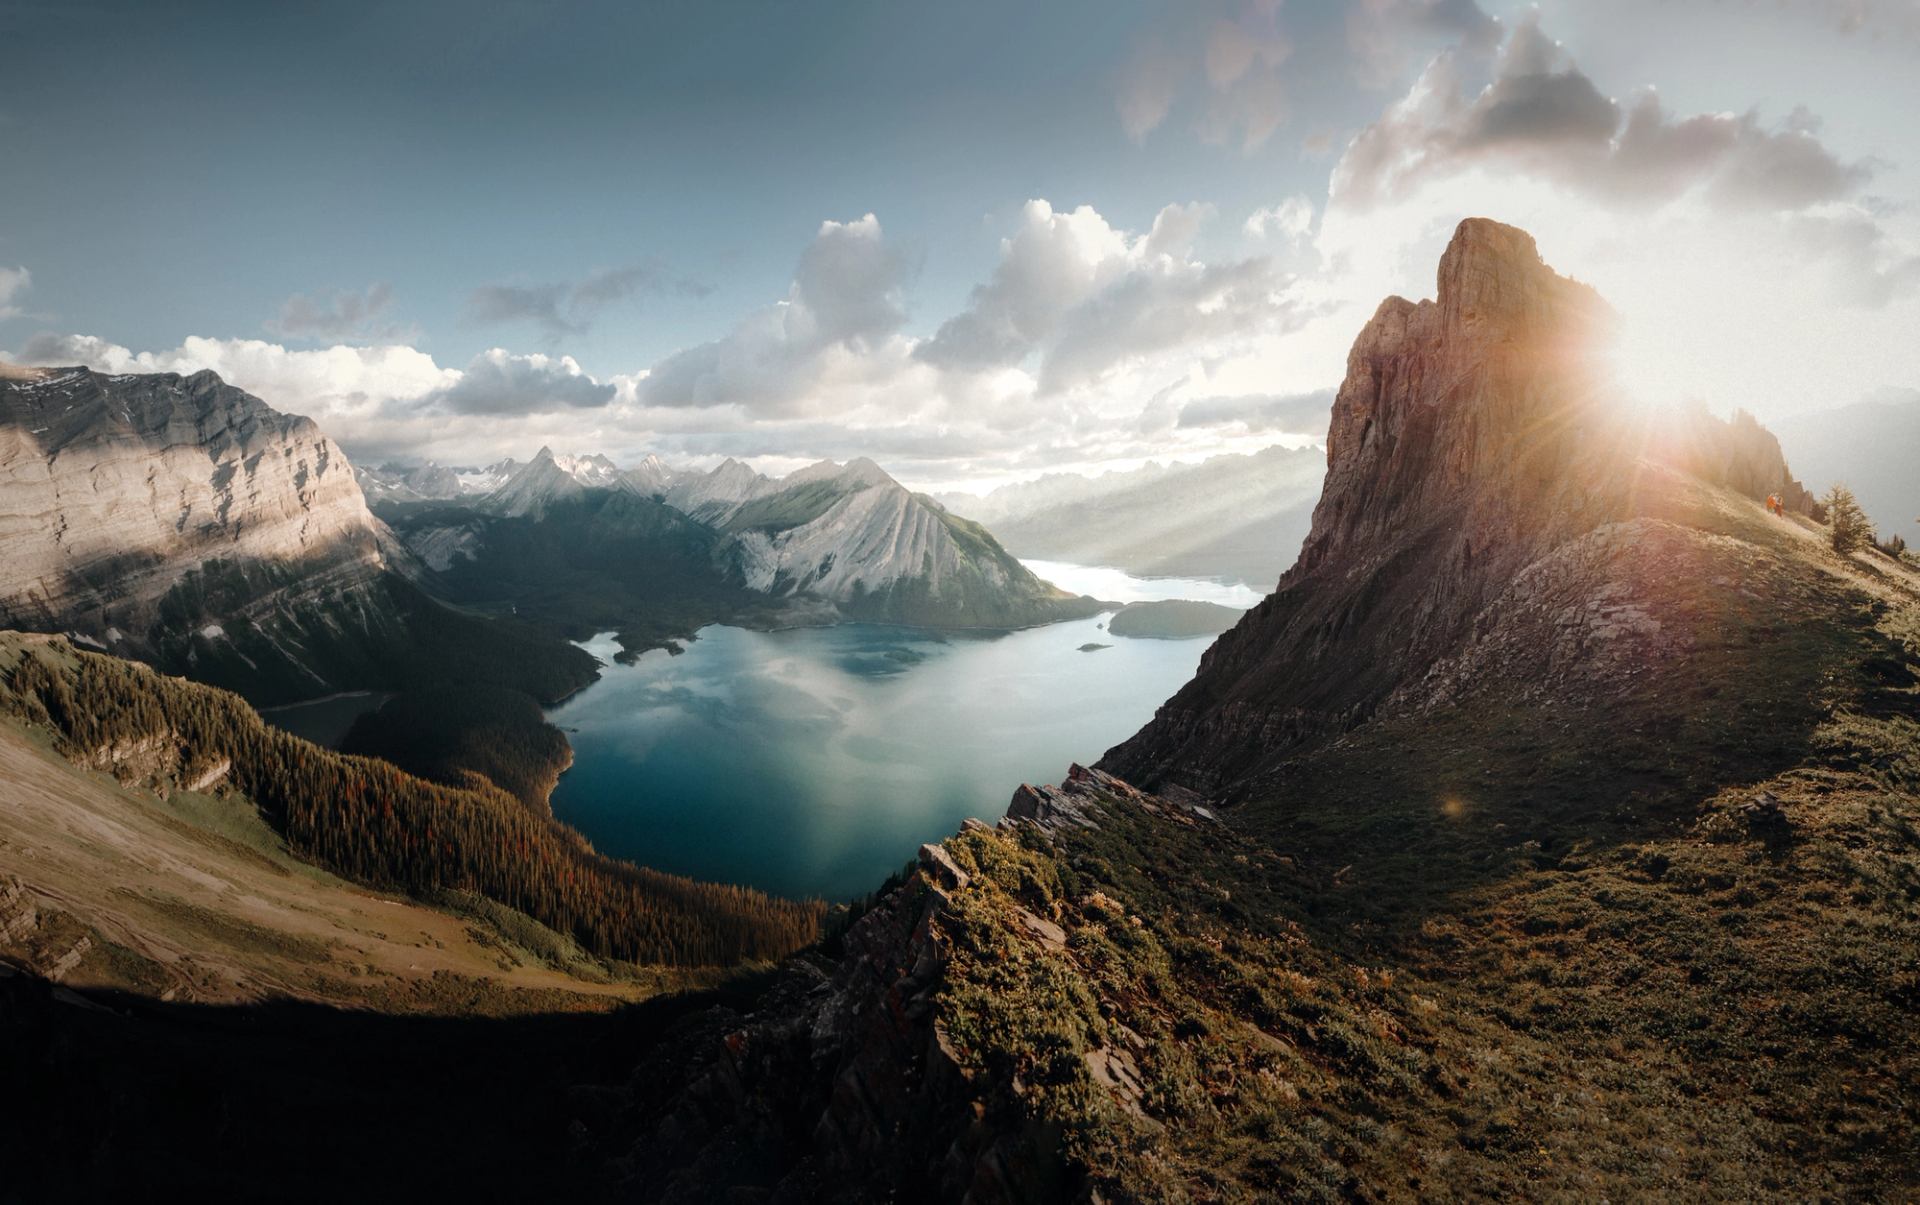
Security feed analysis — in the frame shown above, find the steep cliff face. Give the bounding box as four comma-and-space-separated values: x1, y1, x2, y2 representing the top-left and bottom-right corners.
1103, 218, 1813, 794
0, 367, 406, 698
0, 367, 595, 704
0, 366, 384, 624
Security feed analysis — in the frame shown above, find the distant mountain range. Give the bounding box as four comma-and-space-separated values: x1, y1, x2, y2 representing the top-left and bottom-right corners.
0, 365, 1097, 703
937, 444, 1326, 589
1773, 390, 1920, 543
353, 458, 521, 504
382, 446, 1104, 653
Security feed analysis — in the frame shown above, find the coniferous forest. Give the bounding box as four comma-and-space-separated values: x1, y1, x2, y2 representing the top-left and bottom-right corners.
1, 638, 822, 967
342, 684, 574, 813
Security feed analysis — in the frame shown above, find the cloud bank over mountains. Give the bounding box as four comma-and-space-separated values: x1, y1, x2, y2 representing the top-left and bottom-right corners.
4, 2, 1915, 490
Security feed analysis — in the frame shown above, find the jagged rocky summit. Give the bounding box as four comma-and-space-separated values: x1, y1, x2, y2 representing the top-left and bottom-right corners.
1103, 217, 1814, 795
399, 447, 1103, 631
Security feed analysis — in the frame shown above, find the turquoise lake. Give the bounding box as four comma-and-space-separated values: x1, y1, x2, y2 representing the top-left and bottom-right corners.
547, 565, 1244, 901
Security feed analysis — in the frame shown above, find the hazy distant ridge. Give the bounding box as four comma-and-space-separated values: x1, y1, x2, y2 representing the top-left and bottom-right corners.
937, 444, 1326, 588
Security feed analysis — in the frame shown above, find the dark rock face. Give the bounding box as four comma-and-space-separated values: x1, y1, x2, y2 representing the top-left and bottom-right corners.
592, 820, 1080, 1202
1101, 218, 1813, 796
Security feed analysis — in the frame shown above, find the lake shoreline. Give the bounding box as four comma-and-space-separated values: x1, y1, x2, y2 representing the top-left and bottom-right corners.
543, 564, 1227, 902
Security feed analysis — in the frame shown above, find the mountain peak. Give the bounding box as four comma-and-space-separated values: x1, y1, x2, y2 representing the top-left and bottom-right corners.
840, 456, 894, 487
1430, 216, 1608, 344
1437, 217, 1540, 297
782, 457, 895, 491
1105, 218, 1813, 795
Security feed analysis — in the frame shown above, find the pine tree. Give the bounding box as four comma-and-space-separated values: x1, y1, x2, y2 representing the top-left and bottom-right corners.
1821, 484, 1869, 556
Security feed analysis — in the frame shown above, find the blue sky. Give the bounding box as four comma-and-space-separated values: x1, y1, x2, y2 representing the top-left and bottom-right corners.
3, 0, 1916, 487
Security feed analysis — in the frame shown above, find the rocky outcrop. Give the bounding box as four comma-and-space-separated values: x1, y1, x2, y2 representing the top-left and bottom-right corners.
587, 764, 1190, 1203
1102, 218, 1818, 795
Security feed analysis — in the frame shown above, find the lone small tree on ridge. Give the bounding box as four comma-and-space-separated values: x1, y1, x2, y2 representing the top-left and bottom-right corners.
1822, 484, 1869, 556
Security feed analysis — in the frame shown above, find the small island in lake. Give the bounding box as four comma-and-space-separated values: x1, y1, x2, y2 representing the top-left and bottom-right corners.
1107, 599, 1243, 640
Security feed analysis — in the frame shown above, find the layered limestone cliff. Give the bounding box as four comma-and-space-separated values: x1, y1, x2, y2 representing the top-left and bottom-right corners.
0, 366, 593, 703
0, 366, 384, 625
0, 366, 409, 701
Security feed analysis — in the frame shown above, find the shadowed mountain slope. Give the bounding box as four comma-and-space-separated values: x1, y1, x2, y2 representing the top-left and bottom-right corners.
0, 632, 823, 971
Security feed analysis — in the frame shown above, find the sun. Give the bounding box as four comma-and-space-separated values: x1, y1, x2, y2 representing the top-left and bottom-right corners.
1608, 310, 1709, 419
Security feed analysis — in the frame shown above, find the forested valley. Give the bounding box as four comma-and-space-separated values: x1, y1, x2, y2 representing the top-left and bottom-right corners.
1, 638, 823, 967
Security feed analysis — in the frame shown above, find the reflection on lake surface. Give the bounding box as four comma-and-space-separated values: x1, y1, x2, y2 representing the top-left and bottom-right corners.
548, 572, 1241, 901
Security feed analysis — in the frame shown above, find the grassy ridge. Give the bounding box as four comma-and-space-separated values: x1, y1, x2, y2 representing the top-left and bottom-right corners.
1, 635, 822, 967
928, 686, 1920, 1197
